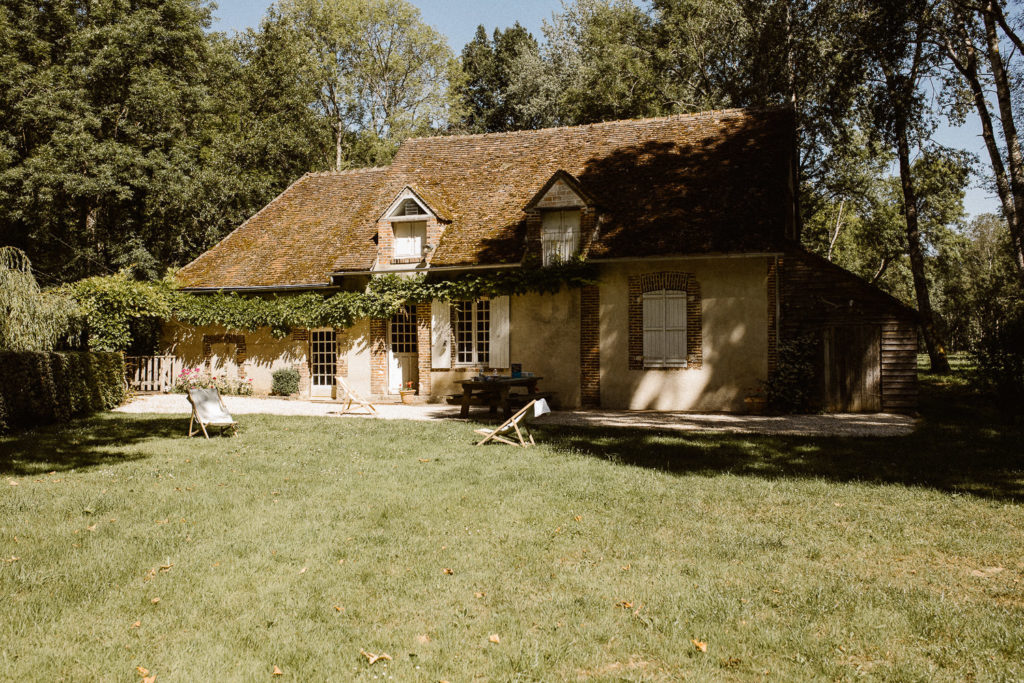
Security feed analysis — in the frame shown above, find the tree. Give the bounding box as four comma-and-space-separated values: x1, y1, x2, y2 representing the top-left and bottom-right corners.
858, 0, 952, 372
457, 23, 542, 133
267, 0, 458, 169
0, 0, 221, 280
0, 247, 75, 351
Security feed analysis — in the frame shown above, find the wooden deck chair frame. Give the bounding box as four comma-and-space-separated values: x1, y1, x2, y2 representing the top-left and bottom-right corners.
187, 388, 238, 439
475, 399, 546, 447
334, 375, 378, 415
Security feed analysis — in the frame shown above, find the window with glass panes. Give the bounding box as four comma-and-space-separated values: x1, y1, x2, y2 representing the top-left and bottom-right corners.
390, 305, 417, 353
310, 329, 337, 387
454, 299, 490, 365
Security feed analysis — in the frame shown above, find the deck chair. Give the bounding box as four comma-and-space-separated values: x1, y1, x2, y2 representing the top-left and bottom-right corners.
334, 375, 378, 415
187, 388, 238, 438
475, 398, 551, 447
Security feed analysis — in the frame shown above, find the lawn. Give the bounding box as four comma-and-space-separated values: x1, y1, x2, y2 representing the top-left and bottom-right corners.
2, 370, 1022, 681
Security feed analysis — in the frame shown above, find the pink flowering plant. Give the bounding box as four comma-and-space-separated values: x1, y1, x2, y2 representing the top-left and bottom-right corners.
173, 368, 254, 395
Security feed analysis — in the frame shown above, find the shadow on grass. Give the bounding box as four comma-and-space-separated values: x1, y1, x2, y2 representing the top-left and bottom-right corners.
0, 414, 187, 476
537, 382, 1024, 502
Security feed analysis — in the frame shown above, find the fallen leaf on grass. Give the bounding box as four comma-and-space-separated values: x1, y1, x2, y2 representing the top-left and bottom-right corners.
360, 649, 392, 665
150, 597, 160, 604
442, 568, 453, 575
136, 666, 150, 675
299, 567, 307, 574
86, 524, 97, 532
615, 601, 633, 609
159, 562, 173, 572
7, 480, 17, 486
474, 591, 486, 598
574, 515, 582, 522
130, 620, 141, 629
272, 665, 283, 675
692, 639, 707, 652
143, 676, 156, 683
333, 605, 344, 613
418, 458, 430, 463
971, 567, 1005, 577
416, 634, 430, 644
155, 520, 168, 525
488, 634, 501, 644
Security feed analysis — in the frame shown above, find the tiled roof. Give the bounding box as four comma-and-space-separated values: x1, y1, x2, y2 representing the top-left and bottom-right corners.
176, 167, 389, 288
177, 106, 795, 288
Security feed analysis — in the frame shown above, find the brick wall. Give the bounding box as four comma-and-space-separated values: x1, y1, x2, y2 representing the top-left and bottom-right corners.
369, 319, 387, 395
201, 333, 247, 378
767, 257, 779, 374
580, 285, 601, 407
415, 302, 432, 395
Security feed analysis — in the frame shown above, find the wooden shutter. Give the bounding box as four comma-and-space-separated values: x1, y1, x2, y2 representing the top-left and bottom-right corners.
642, 290, 687, 367
431, 299, 451, 368
490, 296, 510, 368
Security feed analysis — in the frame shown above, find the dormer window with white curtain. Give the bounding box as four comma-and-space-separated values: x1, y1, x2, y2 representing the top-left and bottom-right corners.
541, 209, 581, 265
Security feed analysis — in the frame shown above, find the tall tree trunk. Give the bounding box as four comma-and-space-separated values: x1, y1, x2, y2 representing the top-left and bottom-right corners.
894, 103, 951, 373
982, 1, 1024, 275
335, 123, 343, 171
944, 11, 1024, 274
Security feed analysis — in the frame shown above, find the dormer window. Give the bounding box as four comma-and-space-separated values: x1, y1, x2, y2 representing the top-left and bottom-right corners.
541, 209, 581, 265
393, 220, 426, 258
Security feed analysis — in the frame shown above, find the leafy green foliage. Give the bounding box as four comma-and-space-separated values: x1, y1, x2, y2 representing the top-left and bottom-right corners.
64, 262, 597, 350
764, 333, 822, 413
0, 351, 125, 433
0, 247, 79, 352
173, 368, 255, 396
456, 23, 542, 132
271, 368, 301, 396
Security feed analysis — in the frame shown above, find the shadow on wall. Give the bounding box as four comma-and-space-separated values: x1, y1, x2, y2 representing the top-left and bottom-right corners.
605, 276, 767, 411
161, 324, 306, 375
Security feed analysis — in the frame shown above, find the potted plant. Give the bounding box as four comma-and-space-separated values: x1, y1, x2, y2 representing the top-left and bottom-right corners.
399, 380, 416, 404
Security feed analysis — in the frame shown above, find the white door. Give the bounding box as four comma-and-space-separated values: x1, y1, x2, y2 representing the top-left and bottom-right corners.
310, 329, 336, 399
388, 305, 419, 393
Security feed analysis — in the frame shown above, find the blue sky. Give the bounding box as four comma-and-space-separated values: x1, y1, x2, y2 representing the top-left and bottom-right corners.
210, 0, 998, 217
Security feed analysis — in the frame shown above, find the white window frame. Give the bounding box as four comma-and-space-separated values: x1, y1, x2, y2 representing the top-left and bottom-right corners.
642, 289, 687, 368
393, 220, 426, 259
453, 299, 490, 366
541, 209, 581, 265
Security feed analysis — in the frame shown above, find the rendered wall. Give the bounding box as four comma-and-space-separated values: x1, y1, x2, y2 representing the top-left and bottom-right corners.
599, 256, 770, 411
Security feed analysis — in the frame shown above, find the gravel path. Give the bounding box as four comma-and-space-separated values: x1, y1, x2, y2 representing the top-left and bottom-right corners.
116, 394, 916, 437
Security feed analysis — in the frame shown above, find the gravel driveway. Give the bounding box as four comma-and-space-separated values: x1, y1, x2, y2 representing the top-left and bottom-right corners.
116, 394, 916, 437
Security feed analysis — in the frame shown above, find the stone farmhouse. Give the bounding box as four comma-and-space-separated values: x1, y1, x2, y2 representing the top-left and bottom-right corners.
164, 106, 917, 412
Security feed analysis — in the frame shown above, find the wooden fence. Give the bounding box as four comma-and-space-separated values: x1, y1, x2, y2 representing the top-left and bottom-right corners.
125, 355, 178, 393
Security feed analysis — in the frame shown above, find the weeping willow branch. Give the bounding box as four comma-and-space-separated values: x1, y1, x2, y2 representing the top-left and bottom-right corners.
0, 247, 78, 351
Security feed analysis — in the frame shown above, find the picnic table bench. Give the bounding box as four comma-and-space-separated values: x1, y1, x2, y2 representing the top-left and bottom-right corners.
451, 376, 546, 419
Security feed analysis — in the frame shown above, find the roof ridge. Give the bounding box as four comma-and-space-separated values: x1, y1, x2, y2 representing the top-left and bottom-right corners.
403, 106, 788, 144
306, 166, 391, 177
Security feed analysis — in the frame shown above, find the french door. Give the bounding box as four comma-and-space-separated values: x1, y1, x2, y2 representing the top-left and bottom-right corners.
310, 329, 336, 399
388, 305, 419, 393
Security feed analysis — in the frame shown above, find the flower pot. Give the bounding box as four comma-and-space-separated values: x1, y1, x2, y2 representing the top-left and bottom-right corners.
399, 389, 416, 404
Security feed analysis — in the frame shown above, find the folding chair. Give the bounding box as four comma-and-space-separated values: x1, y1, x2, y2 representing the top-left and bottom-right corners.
475, 398, 551, 447
334, 376, 378, 415
187, 388, 238, 438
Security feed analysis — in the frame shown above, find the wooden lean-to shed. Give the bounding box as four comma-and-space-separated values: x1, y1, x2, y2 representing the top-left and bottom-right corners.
778, 250, 919, 413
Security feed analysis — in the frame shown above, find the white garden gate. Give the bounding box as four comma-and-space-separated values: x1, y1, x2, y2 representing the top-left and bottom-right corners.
125, 355, 178, 393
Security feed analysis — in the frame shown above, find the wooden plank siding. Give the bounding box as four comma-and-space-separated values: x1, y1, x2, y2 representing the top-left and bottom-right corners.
778, 251, 919, 413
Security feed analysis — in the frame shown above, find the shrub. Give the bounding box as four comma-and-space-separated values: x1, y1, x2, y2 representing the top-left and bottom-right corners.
973, 297, 1024, 417
764, 333, 822, 413
0, 351, 125, 433
271, 368, 300, 396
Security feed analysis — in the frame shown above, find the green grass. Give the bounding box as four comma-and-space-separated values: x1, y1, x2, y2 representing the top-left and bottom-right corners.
2, 372, 1022, 681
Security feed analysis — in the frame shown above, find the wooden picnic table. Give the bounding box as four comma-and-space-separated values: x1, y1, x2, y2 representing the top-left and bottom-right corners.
458, 376, 543, 418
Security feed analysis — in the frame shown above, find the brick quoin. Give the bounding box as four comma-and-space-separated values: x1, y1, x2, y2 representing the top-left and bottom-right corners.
335, 328, 348, 377
369, 318, 387, 395
415, 302, 432, 396
767, 257, 779, 374
580, 285, 601, 407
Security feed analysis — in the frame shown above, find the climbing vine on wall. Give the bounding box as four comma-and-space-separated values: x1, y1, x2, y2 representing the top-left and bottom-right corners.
67, 260, 598, 350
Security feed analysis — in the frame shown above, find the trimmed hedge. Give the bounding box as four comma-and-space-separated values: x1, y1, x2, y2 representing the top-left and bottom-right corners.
271, 368, 300, 396
0, 351, 126, 433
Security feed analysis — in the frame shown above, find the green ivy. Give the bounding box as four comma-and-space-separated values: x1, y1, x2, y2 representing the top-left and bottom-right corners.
66, 261, 598, 350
